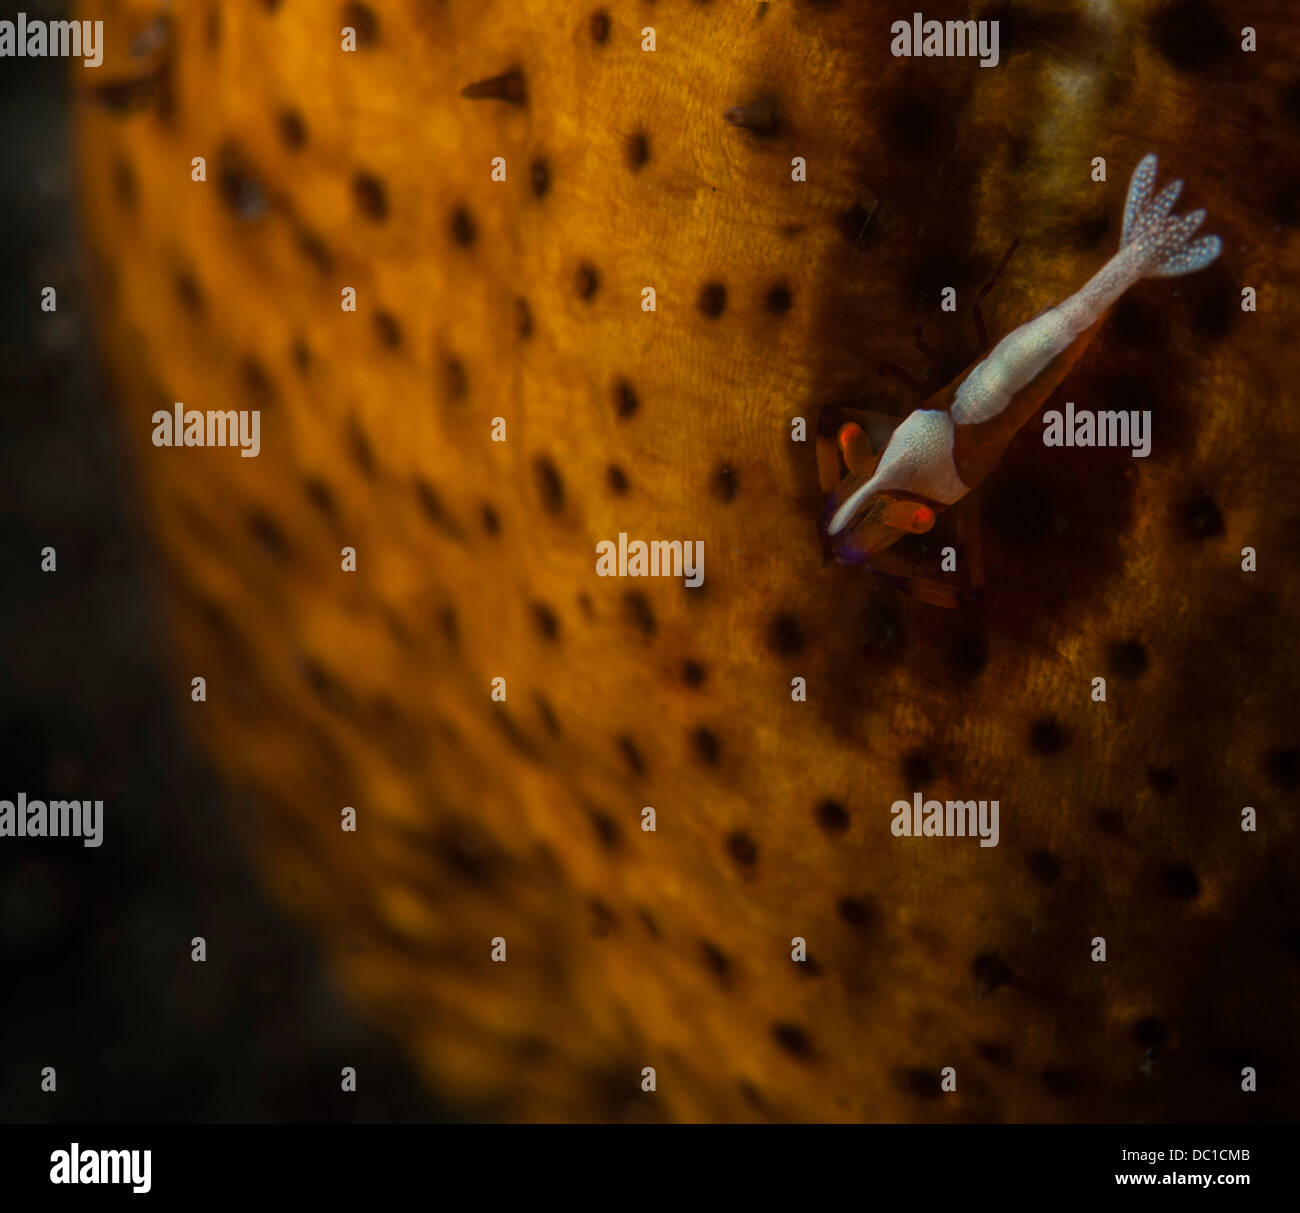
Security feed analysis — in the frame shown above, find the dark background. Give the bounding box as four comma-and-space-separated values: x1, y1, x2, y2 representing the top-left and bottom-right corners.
0, 14, 450, 1123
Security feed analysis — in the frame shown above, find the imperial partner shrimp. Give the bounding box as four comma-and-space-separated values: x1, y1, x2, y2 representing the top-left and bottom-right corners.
819, 154, 1222, 583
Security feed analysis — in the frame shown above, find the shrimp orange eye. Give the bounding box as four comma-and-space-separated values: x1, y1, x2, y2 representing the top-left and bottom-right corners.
881, 497, 935, 532
835, 422, 877, 476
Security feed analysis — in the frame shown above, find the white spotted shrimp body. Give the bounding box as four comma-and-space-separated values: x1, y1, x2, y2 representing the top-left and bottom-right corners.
821, 154, 1222, 570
